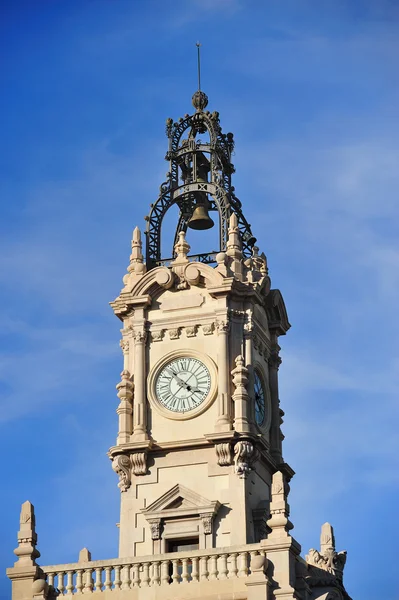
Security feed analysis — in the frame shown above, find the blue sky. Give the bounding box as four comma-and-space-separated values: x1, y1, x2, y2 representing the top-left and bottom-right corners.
1, 0, 398, 597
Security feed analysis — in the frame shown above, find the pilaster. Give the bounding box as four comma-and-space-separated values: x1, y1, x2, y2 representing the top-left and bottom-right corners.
132, 326, 149, 441
215, 317, 232, 431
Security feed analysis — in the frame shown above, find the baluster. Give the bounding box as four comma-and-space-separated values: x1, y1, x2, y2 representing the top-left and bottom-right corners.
209, 555, 218, 580
181, 558, 189, 583
94, 567, 102, 592
76, 570, 83, 594
229, 553, 238, 578
66, 570, 74, 595
104, 567, 112, 591
47, 573, 55, 587
114, 565, 121, 590
250, 551, 259, 575
141, 562, 150, 587
161, 560, 170, 586
84, 568, 94, 593
238, 551, 248, 577
121, 564, 131, 590
191, 557, 199, 582
151, 561, 161, 586
132, 564, 140, 587
200, 556, 208, 581
171, 559, 180, 584
57, 572, 65, 594
219, 554, 228, 579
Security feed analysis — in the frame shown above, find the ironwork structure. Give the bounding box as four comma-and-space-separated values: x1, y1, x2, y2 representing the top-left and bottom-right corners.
145, 90, 256, 270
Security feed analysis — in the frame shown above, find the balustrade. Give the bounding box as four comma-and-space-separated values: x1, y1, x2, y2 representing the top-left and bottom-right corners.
42, 544, 264, 594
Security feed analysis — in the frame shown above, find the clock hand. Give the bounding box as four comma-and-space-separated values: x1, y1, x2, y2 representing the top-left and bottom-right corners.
166, 368, 191, 390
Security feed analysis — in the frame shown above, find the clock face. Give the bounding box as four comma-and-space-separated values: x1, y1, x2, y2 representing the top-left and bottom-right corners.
254, 371, 266, 426
155, 357, 211, 413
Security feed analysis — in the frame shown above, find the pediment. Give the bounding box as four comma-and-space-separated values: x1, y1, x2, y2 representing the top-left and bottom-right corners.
141, 484, 220, 520
265, 288, 291, 335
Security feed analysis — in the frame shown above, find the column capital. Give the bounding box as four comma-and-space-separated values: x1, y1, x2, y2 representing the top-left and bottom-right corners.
215, 318, 230, 334
132, 328, 147, 344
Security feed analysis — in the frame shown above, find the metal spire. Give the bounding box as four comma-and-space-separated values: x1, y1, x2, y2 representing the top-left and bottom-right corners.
196, 42, 201, 91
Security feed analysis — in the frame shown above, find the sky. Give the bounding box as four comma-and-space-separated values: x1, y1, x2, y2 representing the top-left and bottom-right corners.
1, 0, 398, 598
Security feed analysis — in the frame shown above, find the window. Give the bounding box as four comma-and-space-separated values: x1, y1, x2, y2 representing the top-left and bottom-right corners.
167, 538, 199, 553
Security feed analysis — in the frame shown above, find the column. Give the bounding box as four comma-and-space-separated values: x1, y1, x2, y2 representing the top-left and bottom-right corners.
215, 319, 232, 431
244, 323, 255, 427
268, 338, 283, 463
116, 370, 133, 444
132, 328, 148, 441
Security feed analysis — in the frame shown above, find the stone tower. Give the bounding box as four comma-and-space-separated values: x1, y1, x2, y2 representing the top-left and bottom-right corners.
7, 90, 352, 600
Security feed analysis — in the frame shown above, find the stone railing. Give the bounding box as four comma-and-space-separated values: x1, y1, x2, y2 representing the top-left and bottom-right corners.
42, 543, 265, 594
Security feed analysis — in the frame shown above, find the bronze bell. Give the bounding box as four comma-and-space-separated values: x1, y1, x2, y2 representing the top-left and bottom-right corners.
188, 204, 214, 230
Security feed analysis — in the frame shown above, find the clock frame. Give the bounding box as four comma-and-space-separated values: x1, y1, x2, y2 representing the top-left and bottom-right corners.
148, 349, 218, 421
253, 365, 271, 432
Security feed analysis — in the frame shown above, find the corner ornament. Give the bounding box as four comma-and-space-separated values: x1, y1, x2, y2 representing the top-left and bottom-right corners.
306, 523, 347, 583
234, 440, 256, 478
112, 455, 132, 492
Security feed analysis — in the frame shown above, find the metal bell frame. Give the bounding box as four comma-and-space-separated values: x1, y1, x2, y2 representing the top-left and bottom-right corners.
144, 92, 256, 270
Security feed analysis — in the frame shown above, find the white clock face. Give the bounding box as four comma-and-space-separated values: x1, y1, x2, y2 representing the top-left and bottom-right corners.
155, 357, 211, 413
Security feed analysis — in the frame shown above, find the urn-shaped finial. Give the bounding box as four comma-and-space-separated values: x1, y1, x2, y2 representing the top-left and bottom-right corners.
192, 90, 209, 111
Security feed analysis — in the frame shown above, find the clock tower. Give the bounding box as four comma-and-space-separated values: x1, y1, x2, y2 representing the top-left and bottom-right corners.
7, 88, 352, 600
109, 89, 292, 558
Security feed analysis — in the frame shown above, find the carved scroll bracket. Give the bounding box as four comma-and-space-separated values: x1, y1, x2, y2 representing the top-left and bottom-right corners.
131, 451, 148, 476
148, 519, 162, 540
234, 440, 258, 478
112, 455, 131, 492
215, 442, 233, 466
202, 513, 214, 535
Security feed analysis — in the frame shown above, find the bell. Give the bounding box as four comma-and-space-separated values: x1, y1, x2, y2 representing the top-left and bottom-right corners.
188, 204, 214, 230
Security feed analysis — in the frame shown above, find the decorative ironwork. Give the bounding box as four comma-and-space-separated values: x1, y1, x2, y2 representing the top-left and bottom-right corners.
156, 252, 218, 268
145, 92, 256, 270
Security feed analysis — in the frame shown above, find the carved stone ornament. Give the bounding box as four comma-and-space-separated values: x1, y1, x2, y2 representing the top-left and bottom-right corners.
148, 519, 162, 540
185, 325, 197, 338
116, 370, 134, 402
202, 322, 215, 336
155, 268, 174, 290
269, 348, 282, 370
171, 232, 190, 290
266, 471, 293, 539
131, 452, 148, 476
216, 319, 230, 334
133, 329, 147, 344
184, 263, 201, 286
151, 330, 165, 342
215, 442, 233, 466
202, 514, 213, 535
13, 500, 40, 566
234, 440, 254, 478
169, 328, 181, 340
31, 579, 50, 599
112, 455, 131, 492
119, 339, 129, 354
306, 523, 347, 583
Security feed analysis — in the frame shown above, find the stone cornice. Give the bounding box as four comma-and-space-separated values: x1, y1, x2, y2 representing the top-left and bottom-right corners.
108, 439, 153, 458
110, 294, 152, 319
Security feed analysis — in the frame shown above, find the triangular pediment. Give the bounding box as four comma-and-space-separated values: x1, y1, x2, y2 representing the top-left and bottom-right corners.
142, 484, 216, 515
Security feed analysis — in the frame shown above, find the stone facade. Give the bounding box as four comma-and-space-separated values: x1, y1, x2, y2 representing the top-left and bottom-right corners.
6, 91, 352, 600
